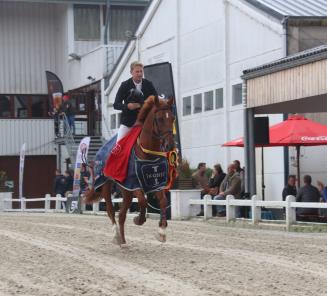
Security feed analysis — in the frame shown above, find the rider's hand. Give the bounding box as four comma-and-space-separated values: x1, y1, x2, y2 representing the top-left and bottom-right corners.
127, 103, 141, 110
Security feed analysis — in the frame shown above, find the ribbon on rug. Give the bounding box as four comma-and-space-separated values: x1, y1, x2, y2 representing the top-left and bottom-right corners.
103, 126, 142, 183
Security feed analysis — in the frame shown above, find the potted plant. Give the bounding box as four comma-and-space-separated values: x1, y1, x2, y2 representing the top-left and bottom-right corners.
173, 159, 195, 190
0, 171, 8, 192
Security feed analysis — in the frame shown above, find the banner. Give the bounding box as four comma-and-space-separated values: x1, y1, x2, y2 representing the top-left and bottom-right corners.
144, 62, 182, 157
71, 137, 91, 211
45, 71, 64, 110
19, 143, 26, 209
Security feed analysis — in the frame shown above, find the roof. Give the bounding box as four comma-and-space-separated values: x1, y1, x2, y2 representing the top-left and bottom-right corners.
242, 45, 327, 79
245, 0, 327, 19
11, 0, 149, 5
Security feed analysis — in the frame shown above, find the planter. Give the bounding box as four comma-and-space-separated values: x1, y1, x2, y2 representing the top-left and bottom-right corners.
173, 177, 194, 190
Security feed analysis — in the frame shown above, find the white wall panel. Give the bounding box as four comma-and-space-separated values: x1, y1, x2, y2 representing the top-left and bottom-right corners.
0, 1, 67, 94
0, 119, 56, 156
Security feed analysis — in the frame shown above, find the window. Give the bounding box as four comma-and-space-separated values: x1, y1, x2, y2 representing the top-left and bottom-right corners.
232, 83, 242, 106
110, 6, 145, 41
193, 93, 202, 114
182, 96, 191, 116
0, 95, 11, 118
215, 88, 223, 109
0, 95, 49, 119
117, 113, 121, 126
74, 5, 100, 41
204, 91, 213, 111
110, 114, 116, 129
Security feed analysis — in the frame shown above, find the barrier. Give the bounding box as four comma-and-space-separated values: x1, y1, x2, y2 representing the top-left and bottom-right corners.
187, 194, 327, 231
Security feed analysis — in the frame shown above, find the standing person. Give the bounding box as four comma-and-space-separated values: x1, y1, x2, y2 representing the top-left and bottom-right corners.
80, 163, 91, 210
53, 169, 66, 197
233, 160, 245, 196
282, 175, 297, 201
60, 94, 75, 135
64, 170, 74, 195
113, 61, 157, 142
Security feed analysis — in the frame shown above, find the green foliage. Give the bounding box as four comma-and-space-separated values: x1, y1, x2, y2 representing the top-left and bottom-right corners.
177, 159, 193, 178
0, 171, 7, 182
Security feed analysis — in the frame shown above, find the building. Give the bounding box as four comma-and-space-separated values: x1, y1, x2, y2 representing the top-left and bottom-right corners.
0, 0, 149, 201
104, 0, 327, 200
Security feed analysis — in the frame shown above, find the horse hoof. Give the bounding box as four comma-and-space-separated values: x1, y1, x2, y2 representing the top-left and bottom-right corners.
133, 216, 146, 226
156, 233, 166, 243
112, 225, 122, 245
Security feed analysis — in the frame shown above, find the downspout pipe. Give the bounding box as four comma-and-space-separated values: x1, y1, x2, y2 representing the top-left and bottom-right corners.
282, 16, 289, 186
104, 0, 111, 89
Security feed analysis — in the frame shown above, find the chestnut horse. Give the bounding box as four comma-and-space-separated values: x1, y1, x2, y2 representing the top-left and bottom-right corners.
85, 96, 175, 246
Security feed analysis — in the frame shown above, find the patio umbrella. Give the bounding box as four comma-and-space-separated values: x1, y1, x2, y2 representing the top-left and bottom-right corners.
223, 114, 327, 188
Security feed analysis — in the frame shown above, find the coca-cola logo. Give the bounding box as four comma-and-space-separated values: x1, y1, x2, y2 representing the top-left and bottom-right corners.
301, 136, 327, 141
112, 143, 122, 155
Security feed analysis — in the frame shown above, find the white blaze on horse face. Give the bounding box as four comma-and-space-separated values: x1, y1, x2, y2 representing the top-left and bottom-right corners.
166, 112, 169, 119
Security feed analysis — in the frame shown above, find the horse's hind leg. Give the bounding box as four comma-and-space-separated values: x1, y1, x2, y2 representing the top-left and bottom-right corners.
119, 190, 133, 245
133, 190, 147, 226
102, 181, 121, 245
155, 190, 168, 242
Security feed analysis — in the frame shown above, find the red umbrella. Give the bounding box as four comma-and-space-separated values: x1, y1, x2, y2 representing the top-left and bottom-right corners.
223, 115, 327, 187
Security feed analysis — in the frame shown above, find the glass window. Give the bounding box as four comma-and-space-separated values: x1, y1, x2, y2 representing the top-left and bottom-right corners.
0, 95, 11, 118
232, 83, 243, 106
204, 91, 213, 111
74, 5, 100, 41
193, 93, 202, 114
31, 96, 45, 117
110, 114, 116, 129
215, 88, 223, 109
182, 96, 191, 116
117, 113, 121, 126
14, 95, 28, 118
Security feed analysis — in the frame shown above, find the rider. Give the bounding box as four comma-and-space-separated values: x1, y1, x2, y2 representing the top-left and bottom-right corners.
113, 61, 157, 142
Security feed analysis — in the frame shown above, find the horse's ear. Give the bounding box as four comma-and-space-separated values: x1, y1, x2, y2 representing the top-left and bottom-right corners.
154, 95, 160, 106
167, 96, 174, 106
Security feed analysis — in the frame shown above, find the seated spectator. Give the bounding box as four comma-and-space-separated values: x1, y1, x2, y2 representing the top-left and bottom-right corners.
317, 180, 327, 217
296, 175, 321, 220
193, 162, 209, 216
233, 160, 245, 195
214, 163, 241, 217
208, 164, 226, 197
282, 175, 297, 201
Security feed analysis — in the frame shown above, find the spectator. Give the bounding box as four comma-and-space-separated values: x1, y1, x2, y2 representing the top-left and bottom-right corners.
233, 160, 245, 196
64, 170, 73, 195
60, 94, 75, 135
282, 175, 297, 201
53, 169, 66, 197
208, 164, 226, 216
80, 163, 90, 194
317, 180, 327, 217
114, 61, 157, 142
296, 175, 321, 219
193, 162, 209, 216
213, 163, 242, 217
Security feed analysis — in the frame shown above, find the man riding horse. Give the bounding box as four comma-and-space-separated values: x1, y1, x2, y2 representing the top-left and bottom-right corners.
85, 62, 177, 246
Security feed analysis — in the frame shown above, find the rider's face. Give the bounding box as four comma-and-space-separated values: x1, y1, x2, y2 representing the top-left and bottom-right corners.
131, 66, 143, 83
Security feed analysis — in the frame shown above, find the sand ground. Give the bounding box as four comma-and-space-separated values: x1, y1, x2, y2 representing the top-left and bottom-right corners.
0, 212, 326, 296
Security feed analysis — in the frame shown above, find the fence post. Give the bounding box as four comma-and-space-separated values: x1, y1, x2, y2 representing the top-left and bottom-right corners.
55, 194, 61, 212
203, 194, 212, 220
226, 195, 235, 222
286, 195, 296, 231
21, 197, 26, 211
45, 194, 51, 212
93, 202, 99, 213
251, 195, 261, 224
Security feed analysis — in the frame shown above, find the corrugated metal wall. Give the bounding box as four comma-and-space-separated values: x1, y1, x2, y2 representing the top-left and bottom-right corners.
0, 119, 56, 156
0, 1, 64, 94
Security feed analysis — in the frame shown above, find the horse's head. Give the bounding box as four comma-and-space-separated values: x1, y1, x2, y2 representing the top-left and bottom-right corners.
137, 95, 175, 152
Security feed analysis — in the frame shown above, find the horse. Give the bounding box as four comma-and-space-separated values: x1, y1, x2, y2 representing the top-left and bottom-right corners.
84, 95, 176, 246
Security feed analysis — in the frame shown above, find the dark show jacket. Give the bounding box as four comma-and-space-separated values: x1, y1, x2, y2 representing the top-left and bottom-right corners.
113, 78, 157, 127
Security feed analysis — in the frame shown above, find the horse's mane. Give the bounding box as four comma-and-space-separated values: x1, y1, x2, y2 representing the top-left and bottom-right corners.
137, 96, 156, 123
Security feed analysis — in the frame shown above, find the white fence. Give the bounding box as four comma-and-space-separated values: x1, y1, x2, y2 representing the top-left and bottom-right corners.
188, 194, 327, 231
0, 193, 138, 214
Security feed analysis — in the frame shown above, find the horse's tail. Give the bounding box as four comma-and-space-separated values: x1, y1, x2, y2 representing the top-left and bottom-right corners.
83, 161, 103, 204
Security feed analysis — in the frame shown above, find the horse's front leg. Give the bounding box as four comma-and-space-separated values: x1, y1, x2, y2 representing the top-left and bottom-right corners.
119, 190, 133, 245
155, 190, 168, 242
133, 190, 147, 226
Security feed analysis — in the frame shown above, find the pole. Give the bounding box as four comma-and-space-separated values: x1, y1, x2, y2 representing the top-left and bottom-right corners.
296, 146, 300, 188
261, 147, 265, 200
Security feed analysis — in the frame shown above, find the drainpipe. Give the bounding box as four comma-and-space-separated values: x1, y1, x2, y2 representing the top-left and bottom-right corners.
282, 16, 289, 186
104, 0, 111, 90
